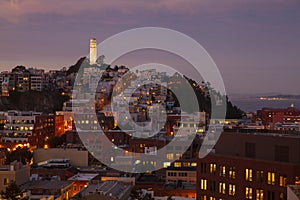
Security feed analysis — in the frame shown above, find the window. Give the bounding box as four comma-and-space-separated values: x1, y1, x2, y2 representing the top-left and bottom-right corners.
256, 171, 264, 183
179, 172, 187, 177
279, 175, 287, 187
200, 179, 207, 190
279, 192, 285, 200
175, 154, 181, 159
166, 153, 173, 160
183, 162, 190, 167
246, 187, 253, 199
229, 184, 235, 196
168, 172, 177, 177
210, 180, 216, 192
246, 169, 253, 181
267, 172, 275, 185
256, 189, 264, 200
174, 162, 181, 167
219, 165, 226, 177
200, 162, 207, 173
229, 167, 236, 179
245, 142, 256, 158
210, 163, 216, 174
3, 178, 9, 185
267, 191, 275, 200
200, 195, 207, 200
218, 182, 226, 194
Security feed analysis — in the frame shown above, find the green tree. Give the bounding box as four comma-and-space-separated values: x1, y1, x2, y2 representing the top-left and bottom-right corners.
0, 181, 23, 200
47, 136, 65, 148
5, 147, 32, 165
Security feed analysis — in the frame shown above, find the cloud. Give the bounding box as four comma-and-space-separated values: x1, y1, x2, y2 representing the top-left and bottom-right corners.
0, 0, 200, 23
1, 0, 298, 24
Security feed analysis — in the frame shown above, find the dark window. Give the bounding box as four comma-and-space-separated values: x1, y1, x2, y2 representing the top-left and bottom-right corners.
256, 171, 264, 183
3, 178, 8, 185
200, 162, 207, 173
245, 142, 256, 158
210, 180, 216, 192
275, 145, 289, 162
267, 191, 275, 200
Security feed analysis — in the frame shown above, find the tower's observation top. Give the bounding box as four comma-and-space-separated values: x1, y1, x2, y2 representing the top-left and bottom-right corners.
89, 38, 97, 65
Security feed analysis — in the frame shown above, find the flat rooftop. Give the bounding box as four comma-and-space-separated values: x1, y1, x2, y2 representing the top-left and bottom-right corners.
223, 129, 300, 138
22, 180, 72, 190
73, 181, 131, 199
68, 173, 98, 181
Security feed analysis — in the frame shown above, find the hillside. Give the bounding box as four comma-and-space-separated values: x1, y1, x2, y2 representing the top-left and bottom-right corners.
0, 90, 69, 113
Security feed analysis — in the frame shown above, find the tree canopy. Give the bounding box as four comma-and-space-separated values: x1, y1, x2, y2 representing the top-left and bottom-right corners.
0, 181, 23, 200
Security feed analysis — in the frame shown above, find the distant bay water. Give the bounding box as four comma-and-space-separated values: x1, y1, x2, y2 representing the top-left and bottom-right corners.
229, 97, 300, 112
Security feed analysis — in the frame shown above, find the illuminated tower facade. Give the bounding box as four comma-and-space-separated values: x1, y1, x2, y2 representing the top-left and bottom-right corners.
89, 38, 97, 65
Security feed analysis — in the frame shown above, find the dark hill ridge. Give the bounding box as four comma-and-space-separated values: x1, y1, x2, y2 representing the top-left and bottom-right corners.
0, 91, 69, 113
66, 57, 86, 75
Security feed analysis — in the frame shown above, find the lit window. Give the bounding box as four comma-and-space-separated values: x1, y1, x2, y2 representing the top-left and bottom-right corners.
246, 169, 253, 181
256, 189, 263, 200
200, 179, 207, 190
229, 184, 235, 196
174, 162, 181, 167
183, 162, 190, 167
229, 167, 236, 179
210, 163, 217, 174
175, 154, 181, 159
246, 187, 253, 199
219, 165, 226, 177
163, 162, 171, 168
267, 172, 275, 185
279, 176, 287, 187
218, 182, 226, 194
166, 153, 173, 160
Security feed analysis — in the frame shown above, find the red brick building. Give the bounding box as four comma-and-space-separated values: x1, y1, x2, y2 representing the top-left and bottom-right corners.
29, 114, 65, 148
255, 105, 300, 128
29, 115, 55, 148
55, 115, 65, 136
197, 131, 300, 200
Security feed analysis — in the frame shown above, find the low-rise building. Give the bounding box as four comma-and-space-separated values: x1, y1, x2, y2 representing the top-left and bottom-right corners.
166, 166, 197, 183
33, 148, 89, 167
0, 161, 30, 192
71, 181, 132, 200
67, 173, 98, 196
22, 180, 73, 200
0, 110, 41, 143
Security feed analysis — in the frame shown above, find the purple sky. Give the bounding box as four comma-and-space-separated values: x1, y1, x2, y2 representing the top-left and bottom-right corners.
0, 0, 300, 95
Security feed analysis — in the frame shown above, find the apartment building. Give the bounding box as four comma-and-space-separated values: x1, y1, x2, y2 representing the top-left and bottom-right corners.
197, 131, 300, 200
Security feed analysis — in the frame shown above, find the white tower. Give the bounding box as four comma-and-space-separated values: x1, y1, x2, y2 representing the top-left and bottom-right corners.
89, 38, 97, 65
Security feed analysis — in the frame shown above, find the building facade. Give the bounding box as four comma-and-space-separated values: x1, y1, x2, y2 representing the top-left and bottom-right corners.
197, 131, 300, 200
